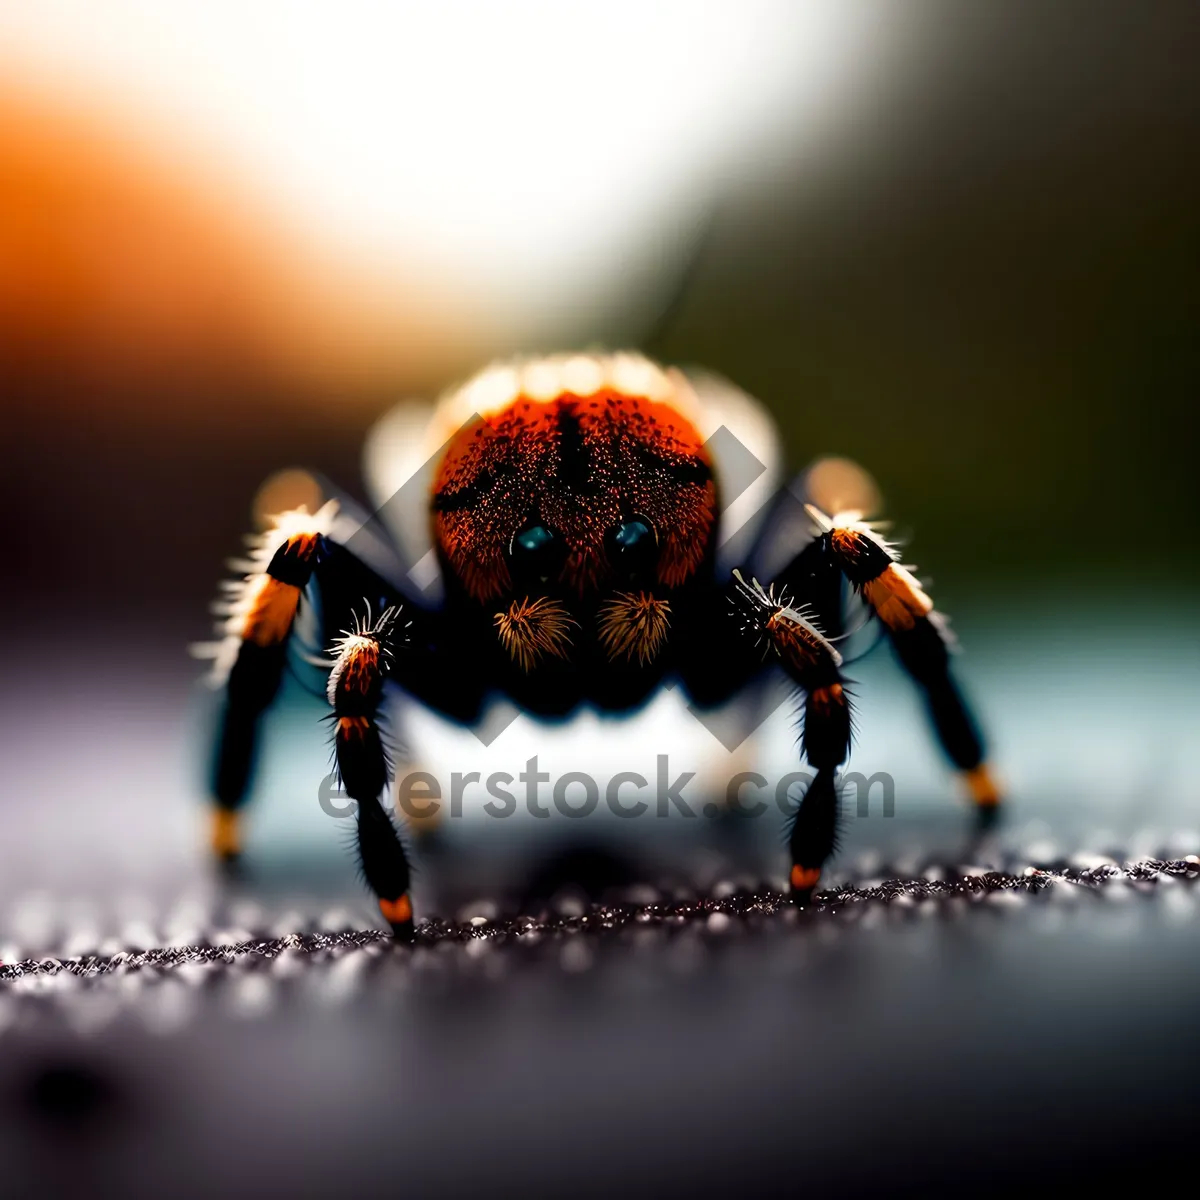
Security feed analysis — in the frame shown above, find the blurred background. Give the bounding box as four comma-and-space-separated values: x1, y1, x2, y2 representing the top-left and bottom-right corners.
5, 0, 1198, 648
1, 2, 1199, 1194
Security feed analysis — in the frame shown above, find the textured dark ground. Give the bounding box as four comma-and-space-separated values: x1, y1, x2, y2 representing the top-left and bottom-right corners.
1, 601, 1198, 1196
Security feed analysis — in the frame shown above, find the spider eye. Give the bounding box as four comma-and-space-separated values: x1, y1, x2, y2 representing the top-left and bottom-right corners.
605, 517, 657, 584
509, 522, 567, 585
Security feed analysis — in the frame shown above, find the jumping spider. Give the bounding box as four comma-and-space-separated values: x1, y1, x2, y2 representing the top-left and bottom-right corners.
196, 352, 999, 939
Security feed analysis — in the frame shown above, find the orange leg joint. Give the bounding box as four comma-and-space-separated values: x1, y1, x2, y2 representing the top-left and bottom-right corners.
210, 809, 242, 860
790, 865, 822, 893
379, 894, 414, 940
962, 764, 1003, 808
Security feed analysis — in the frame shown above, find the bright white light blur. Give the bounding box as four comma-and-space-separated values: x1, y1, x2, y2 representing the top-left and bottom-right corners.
0, 1, 893, 337
391, 683, 774, 837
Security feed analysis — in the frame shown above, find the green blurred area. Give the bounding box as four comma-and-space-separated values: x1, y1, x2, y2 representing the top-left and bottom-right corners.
655, 3, 1199, 597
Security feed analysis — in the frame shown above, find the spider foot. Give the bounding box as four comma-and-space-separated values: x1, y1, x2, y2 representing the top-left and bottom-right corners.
379, 895, 415, 943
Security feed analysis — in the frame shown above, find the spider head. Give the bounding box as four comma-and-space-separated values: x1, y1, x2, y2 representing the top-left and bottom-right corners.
430, 354, 718, 671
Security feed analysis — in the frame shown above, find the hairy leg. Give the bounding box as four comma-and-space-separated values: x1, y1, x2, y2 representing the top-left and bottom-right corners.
804, 504, 1000, 810
727, 571, 852, 900
197, 505, 335, 860
327, 607, 416, 940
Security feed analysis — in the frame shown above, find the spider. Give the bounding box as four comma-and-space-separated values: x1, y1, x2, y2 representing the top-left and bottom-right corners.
195, 351, 999, 940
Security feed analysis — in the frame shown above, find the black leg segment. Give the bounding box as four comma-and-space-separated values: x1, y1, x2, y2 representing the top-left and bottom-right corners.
328, 606, 416, 940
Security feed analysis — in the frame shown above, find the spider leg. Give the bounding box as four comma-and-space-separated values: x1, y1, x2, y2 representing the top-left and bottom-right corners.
726, 571, 852, 902
792, 504, 1000, 811
197, 507, 335, 862
198, 501, 491, 938
327, 606, 416, 941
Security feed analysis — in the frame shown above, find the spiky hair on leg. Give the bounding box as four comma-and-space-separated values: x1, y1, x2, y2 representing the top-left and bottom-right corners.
805, 503, 933, 633
803, 503, 900, 565
325, 601, 407, 833
493, 596, 578, 672
597, 591, 672, 665
730, 569, 841, 672
191, 501, 340, 685
326, 602, 406, 706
